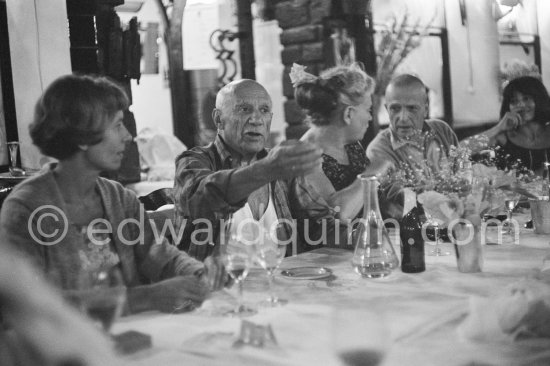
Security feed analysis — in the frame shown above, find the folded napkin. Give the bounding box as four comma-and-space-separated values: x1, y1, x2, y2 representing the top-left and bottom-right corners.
458, 279, 550, 342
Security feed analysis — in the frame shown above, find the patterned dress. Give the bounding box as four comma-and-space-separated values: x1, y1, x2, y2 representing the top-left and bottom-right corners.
75, 221, 120, 275
321, 142, 369, 191
495, 139, 550, 175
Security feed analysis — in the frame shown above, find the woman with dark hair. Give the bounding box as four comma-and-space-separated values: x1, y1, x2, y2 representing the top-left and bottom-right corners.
472, 76, 550, 174
0, 74, 227, 314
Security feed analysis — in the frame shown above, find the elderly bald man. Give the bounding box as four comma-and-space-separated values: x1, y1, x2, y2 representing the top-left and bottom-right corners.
174, 79, 323, 260
367, 74, 458, 219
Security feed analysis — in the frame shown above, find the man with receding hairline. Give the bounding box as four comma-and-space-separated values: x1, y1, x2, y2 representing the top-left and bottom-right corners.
367, 74, 458, 218
174, 79, 323, 260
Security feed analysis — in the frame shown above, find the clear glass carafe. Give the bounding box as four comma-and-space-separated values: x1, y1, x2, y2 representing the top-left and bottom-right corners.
351, 175, 399, 278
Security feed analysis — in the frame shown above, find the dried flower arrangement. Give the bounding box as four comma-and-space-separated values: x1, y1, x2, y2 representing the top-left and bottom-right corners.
374, 12, 435, 96
381, 137, 544, 226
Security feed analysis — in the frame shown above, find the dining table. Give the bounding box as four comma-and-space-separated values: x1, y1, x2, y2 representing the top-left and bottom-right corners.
114, 214, 550, 366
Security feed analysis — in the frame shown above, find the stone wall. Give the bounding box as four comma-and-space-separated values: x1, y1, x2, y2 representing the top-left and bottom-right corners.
275, 0, 335, 140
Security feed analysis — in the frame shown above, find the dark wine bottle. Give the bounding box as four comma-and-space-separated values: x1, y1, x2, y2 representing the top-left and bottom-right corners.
400, 205, 426, 273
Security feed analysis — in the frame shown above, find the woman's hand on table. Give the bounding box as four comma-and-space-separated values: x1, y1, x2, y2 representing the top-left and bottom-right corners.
128, 275, 210, 313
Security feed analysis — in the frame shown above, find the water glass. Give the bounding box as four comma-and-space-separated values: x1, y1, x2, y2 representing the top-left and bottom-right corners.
7, 141, 23, 176
220, 238, 256, 317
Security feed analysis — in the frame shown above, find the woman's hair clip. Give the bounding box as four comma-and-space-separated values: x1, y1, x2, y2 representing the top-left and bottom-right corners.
289, 63, 319, 88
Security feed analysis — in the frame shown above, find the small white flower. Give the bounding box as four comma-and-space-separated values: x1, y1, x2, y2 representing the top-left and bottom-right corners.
289, 63, 318, 87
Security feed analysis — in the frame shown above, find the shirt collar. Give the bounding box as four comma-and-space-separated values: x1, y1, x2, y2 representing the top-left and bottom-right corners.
213, 134, 268, 168
390, 122, 432, 151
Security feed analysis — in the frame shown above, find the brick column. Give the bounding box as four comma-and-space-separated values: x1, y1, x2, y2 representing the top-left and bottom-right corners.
275, 0, 334, 140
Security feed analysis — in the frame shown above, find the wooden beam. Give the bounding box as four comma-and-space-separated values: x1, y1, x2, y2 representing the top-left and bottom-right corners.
236, 0, 255, 80
154, 0, 195, 148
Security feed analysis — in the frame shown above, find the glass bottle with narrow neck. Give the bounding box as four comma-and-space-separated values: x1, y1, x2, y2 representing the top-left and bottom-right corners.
400, 205, 426, 273
351, 175, 399, 278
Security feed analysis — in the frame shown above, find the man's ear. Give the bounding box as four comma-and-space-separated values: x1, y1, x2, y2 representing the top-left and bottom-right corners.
212, 108, 223, 130
342, 105, 353, 125
424, 100, 430, 119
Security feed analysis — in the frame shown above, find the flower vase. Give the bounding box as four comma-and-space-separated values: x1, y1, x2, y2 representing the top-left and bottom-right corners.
452, 223, 483, 273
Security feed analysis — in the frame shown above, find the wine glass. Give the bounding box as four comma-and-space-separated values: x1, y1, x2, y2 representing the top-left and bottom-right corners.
66, 266, 127, 333
425, 216, 450, 256
332, 308, 389, 366
219, 235, 257, 317
254, 230, 287, 307
502, 193, 520, 239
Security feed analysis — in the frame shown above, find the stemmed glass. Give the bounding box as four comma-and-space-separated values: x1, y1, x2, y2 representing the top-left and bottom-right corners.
219, 217, 256, 317
426, 216, 450, 256
502, 193, 520, 237
254, 229, 288, 307
66, 266, 127, 334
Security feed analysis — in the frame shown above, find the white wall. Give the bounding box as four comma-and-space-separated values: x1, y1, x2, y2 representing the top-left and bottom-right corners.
123, 0, 240, 138
372, 0, 549, 128
536, 0, 550, 89
130, 76, 173, 136
372, 0, 446, 125
254, 19, 285, 140
372, 0, 445, 28
6, 0, 71, 169
444, 0, 501, 128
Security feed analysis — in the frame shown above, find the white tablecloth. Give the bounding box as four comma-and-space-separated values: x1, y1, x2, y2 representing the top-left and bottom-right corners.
114, 220, 550, 366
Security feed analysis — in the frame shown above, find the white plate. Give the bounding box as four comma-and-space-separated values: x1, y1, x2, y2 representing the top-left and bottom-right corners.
280, 266, 333, 280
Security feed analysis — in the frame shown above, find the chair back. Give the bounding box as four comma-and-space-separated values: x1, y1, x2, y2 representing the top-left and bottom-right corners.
139, 188, 174, 211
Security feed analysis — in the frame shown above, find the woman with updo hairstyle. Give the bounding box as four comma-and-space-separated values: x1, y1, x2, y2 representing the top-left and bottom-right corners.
1, 74, 228, 315
289, 63, 389, 224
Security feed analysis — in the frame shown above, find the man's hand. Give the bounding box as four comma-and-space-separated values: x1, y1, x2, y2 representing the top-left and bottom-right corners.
204, 255, 233, 290
260, 140, 323, 180
129, 275, 210, 313
365, 159, 392, 179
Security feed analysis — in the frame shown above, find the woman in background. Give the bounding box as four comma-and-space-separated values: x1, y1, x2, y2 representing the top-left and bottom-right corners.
471, 76, 550, 175
0, 74, 226, 314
